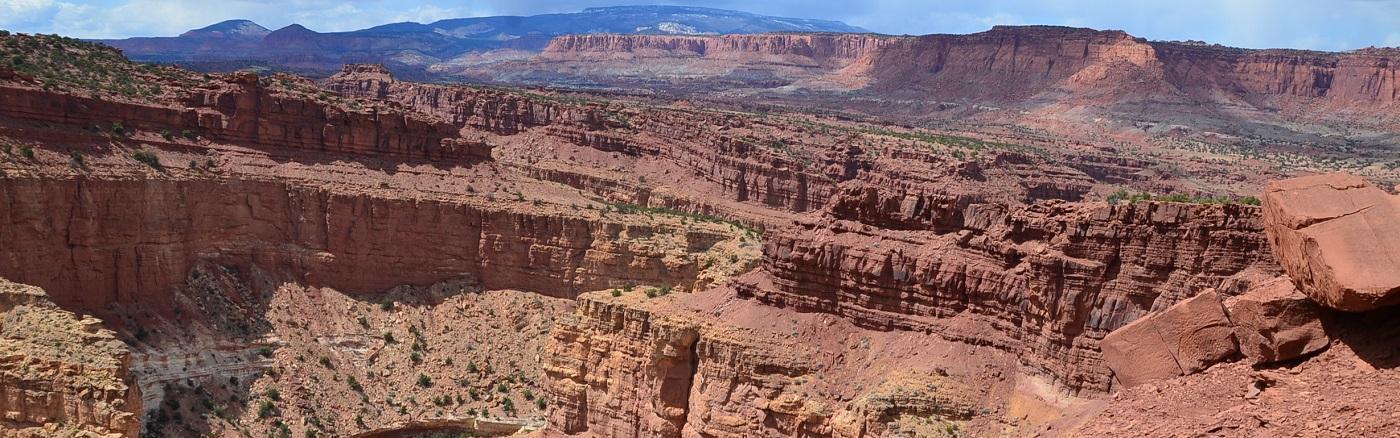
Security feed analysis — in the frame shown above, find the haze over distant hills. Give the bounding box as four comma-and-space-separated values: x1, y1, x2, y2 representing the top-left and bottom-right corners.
95, 5, 867, 73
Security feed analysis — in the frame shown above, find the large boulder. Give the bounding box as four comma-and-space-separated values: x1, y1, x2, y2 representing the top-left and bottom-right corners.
1101, 290, 1239, 387
1225, 277, 1330, 364
1262, 173, 1400, 311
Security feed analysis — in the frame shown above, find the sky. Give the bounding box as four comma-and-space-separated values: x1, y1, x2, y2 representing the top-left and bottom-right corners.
2, 0, 1399, 51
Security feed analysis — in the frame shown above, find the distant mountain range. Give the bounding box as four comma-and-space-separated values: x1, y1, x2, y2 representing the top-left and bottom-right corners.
95, 6, 867, 74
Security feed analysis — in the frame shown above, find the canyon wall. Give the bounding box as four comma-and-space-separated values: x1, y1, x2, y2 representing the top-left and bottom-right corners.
741, 197, 1277, 392
0, 278, 141, 436
0, 77, 485, 162
0, 177, 725, 315
542, 33, 896, 67
531, 26, 1400, 124
541, 194, 1282, 437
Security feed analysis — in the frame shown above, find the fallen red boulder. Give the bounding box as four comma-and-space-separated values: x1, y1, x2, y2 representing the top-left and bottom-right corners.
1262, 173, 1400, 311
1101, 290, 1239, 388
1225, 277, 1330, 364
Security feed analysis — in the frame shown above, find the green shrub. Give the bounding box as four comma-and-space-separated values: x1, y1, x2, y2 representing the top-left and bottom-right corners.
132, 150, 160, 168
536, 398, 547, 410
382, 332, 396, 344
1106, 188, 1129, 205
318, 356, 333, 369
1240, 196, 1262, 206
610, 289, 621, 297
258, 400, 278, 418
347, 376, 363, 393
110, 122, 125, 136
19, 145, 34, 159
417, 374, 432, 388
69, 151, 84, 167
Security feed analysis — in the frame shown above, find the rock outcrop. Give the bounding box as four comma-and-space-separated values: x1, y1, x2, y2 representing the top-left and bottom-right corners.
0, 278, 141, 437
1262, 173, 1400, 311
739, 199, 1275, 392
1224, 277, 1330, 365
1099, 290, 1238, 388
544, 291, 988, 438
0, 76, 481, 162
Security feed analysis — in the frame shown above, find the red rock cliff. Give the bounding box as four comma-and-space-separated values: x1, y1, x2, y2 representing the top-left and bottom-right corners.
0, 177, 727, 316
542, 33, 896, 67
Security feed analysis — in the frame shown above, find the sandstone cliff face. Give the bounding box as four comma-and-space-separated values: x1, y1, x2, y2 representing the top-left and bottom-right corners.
0, 76, 481, 162
0, 177, 728, 316
542, 33, 896, 68
0, 278, 141, 437
740, 199, 1276, 392
327, 67, 845, 213
529, 26, 1400, 126
545, 292, 986, 438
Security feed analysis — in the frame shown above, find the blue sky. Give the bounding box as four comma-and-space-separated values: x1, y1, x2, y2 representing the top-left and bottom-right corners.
2, 0, 1399, 50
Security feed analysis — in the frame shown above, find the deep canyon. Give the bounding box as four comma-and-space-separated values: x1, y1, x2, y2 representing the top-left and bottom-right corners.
1, 18, 1399, 438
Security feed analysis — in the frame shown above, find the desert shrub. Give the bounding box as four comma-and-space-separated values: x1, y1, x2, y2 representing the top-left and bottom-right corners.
417, 374, 432, 388
132, 150, 160, 168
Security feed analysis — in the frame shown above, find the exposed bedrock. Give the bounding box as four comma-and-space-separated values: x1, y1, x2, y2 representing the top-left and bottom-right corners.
737, 196, 1276, 392
0, 76, 487, 162
0, 278, 141, 437
0, 177, 729, 316
544, 292, 986, 438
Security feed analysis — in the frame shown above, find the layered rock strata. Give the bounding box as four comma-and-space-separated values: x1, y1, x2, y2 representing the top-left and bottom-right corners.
0, 177, 733, 315
738, 198, 1275, 392
0, 278, 141, 437
544, 291, 988, 438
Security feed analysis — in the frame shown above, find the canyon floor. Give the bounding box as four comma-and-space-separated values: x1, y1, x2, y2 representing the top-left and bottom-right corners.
0, 31, 1398, 438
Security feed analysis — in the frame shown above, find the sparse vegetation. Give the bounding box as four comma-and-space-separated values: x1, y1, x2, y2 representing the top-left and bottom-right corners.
1107, 188, 1264, 206
132, 150, 160, 168
0, 32, 193, 100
